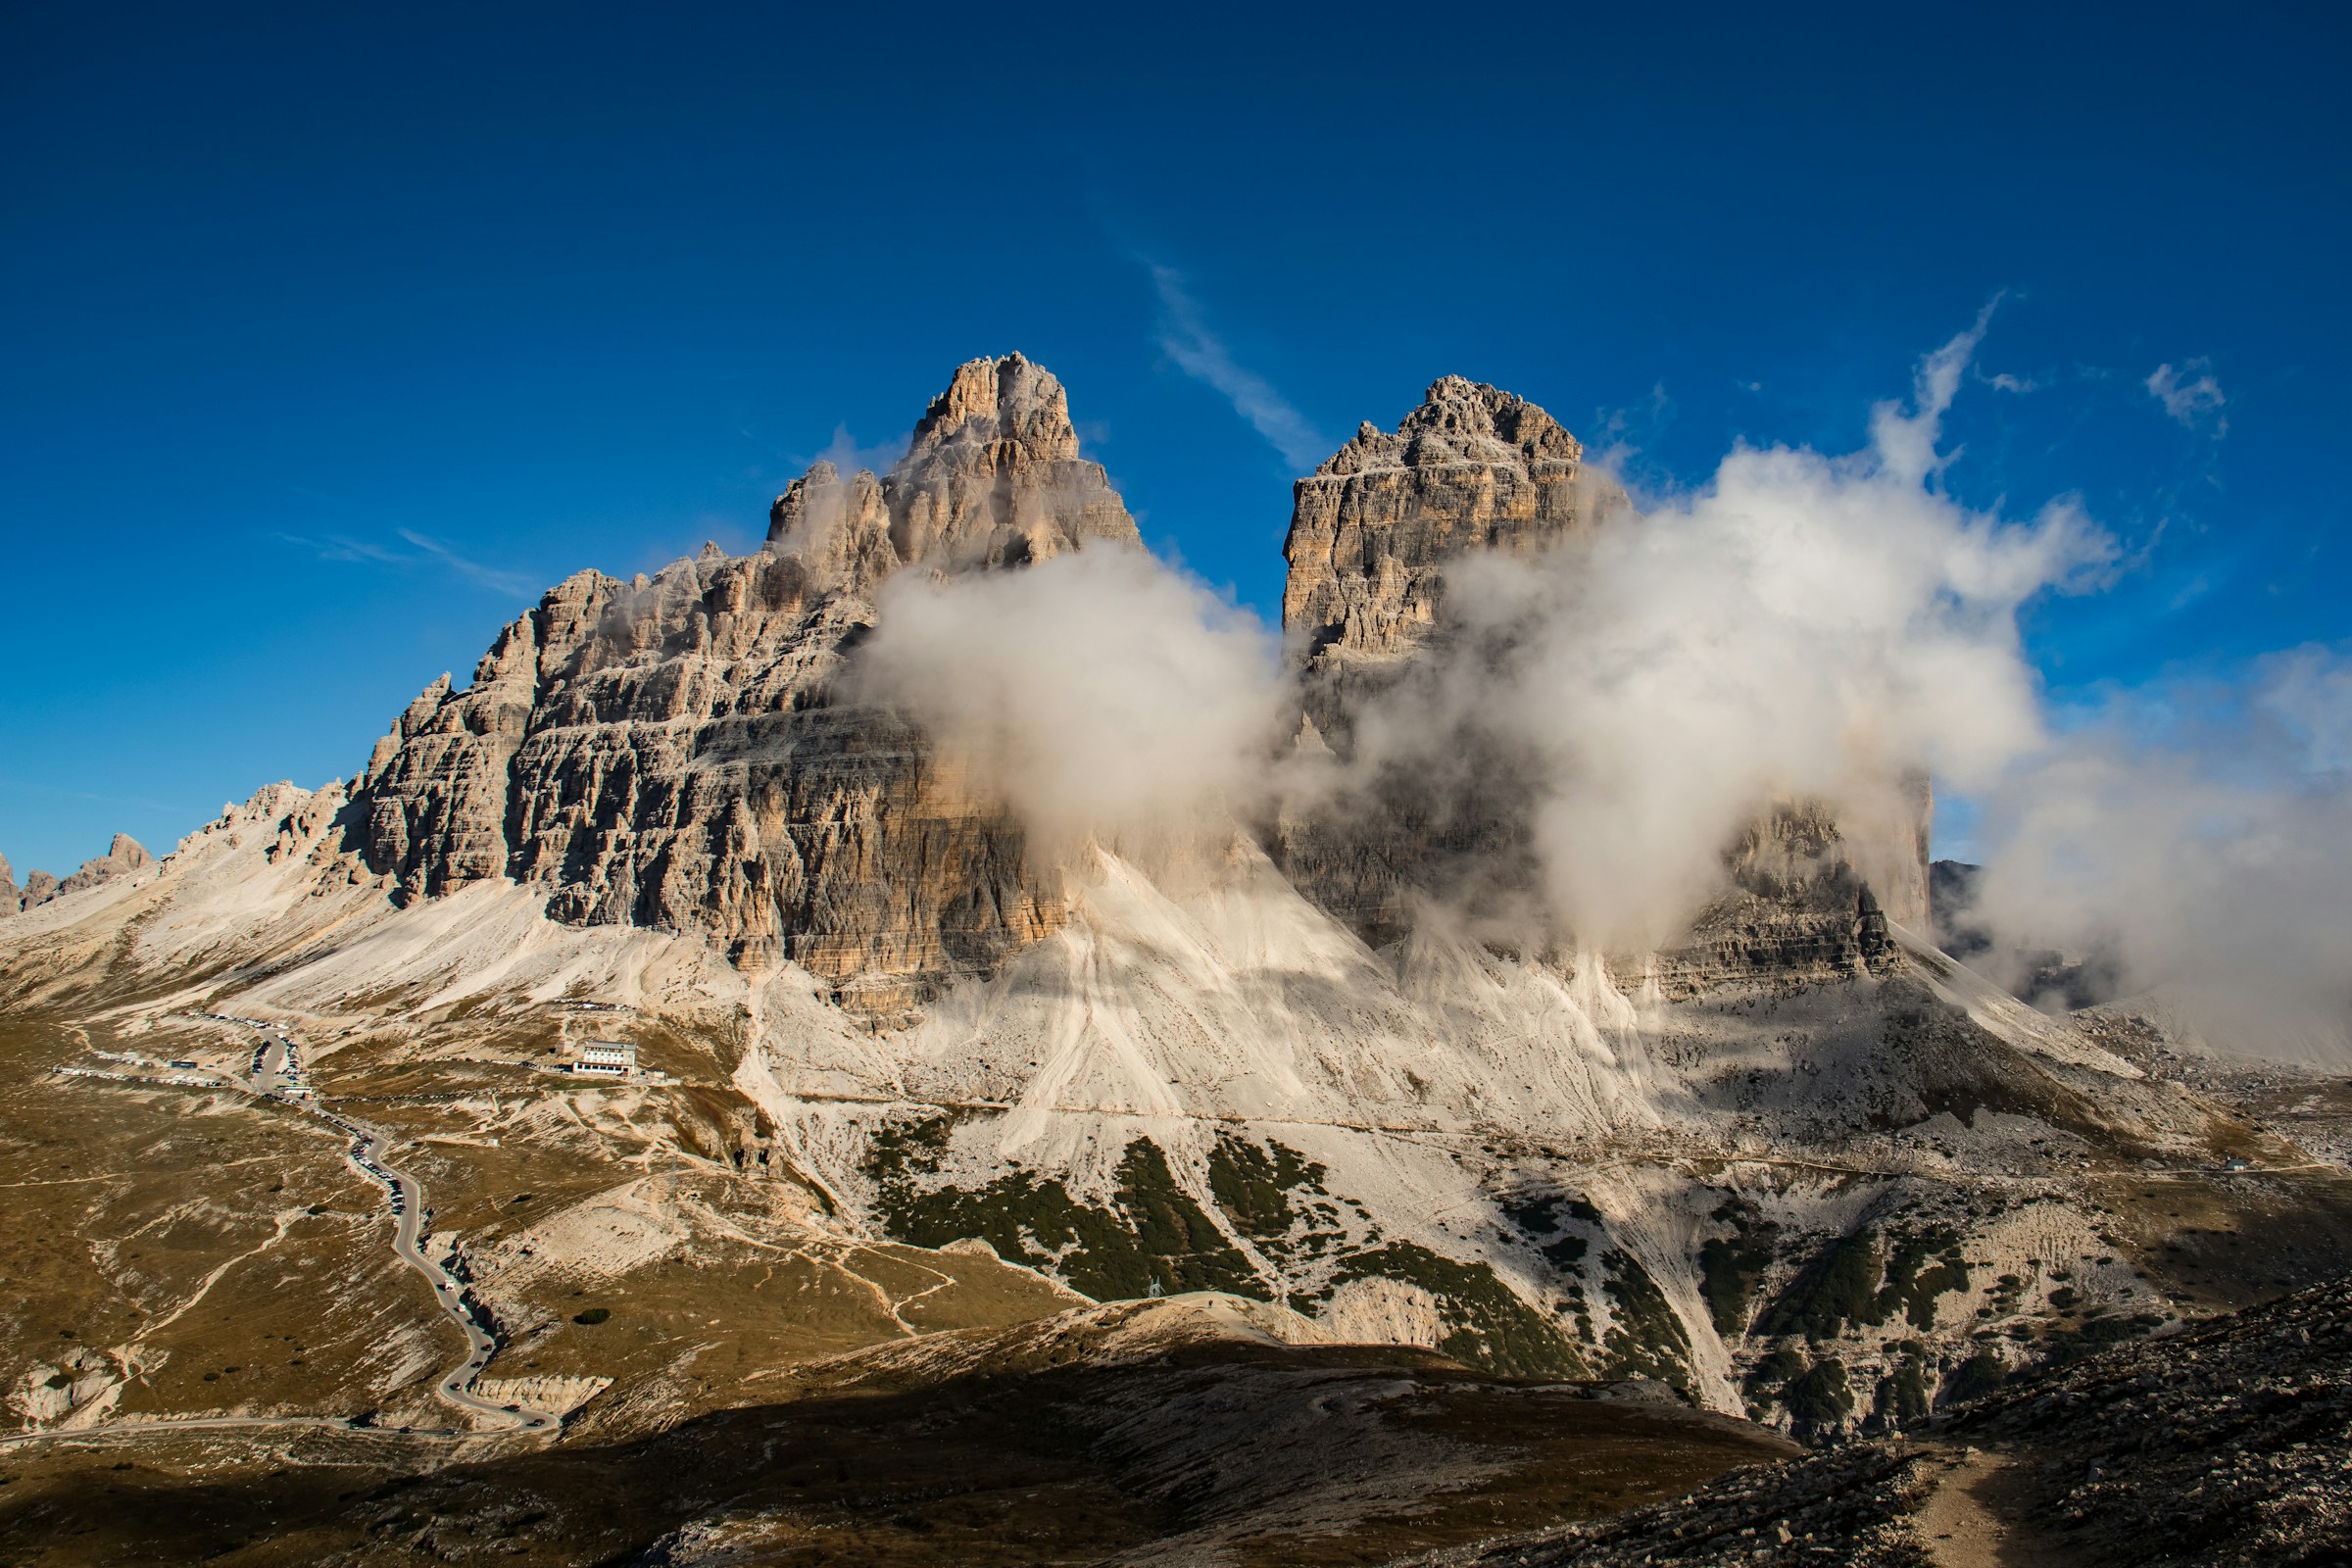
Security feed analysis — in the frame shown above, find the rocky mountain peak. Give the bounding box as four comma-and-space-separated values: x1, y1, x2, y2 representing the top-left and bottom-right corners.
1285, 375, 1620, 662
1313, 375, 1584, 482
4, 833, 153, 913
907, 352, 1081, 464
766, 352, 1135, 591
355, 355, 1127, 1005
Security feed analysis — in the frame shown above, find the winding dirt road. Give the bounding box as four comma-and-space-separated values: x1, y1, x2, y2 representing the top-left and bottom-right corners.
327, 1110, 560, 1432
20, 1017, 563, 1446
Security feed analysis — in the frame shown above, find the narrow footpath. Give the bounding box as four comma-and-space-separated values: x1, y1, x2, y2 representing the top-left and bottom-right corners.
1913, 1444, 2062, 1568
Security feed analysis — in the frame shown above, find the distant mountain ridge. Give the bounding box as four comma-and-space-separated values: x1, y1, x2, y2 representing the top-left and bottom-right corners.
0, 833, 151, 916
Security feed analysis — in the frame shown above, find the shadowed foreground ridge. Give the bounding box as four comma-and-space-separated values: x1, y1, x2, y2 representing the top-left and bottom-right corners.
0, 1295, 1798, 1567
1401, 1272, 2352, 1568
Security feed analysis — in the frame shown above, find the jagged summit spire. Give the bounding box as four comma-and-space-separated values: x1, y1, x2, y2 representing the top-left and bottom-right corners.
908, 352, 1082, 464
765, 353, 1136, 589
1312, 375, 1584, 481
1283, 375, 1617, 654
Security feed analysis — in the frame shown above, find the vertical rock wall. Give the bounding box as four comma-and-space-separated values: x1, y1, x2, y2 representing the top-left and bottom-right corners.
347, 354, 1132, 1017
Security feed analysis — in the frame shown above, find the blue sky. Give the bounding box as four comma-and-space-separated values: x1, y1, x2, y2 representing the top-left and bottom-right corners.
4, 3, 2346, 876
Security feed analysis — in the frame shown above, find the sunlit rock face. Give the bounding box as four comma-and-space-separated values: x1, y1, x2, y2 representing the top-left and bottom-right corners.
351, 355, 1928, 1018
1284, 375, 1618, 667
1272, 375, 1929, 970
351, 354, 1133, 1016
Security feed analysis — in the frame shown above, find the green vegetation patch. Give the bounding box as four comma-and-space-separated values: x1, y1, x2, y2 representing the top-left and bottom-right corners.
869, 1117, 1261, 1303
1783, 1358, 1855, 1437
1879, 1226, 1969, 1329
1940, 1350, 2009, 1406
1873, 1357, 1931, 1426
1743, 1347, 1807, 1398
1206, 1134, 1326, 1241
1755, 1223, 1971, 1340
1697, 1198, 1782, 1336
1499, 1190, 1597, 1273
1599, 1250, 1692, 1394
1333, 1243, 1587, 1379
1756, 1230, 1884, 1341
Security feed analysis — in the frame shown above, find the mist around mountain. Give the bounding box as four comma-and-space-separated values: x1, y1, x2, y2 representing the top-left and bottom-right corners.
3, 344, 2349, 1566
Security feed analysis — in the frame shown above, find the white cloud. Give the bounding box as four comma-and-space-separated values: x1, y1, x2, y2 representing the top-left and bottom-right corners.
808, 421, 908, 478
1148, 265, 1330, 472
1335, 318, 2110, 949
394, 528, 544, 598
2145, 359, 2228, 431
1967, 647, 2352, 1062
276, 526, 540, 599
853, 547, 1288, 856
840, 317, 2341, 1060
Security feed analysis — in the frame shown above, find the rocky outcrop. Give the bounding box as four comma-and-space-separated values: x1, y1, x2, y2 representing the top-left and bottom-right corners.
1275, 376, 1929, 971
18, 869, 59, 909
763, 352, 1135, 590
55, 834, 153, 899
1408, 1274, 2352, 1568
1661, 796, 1924, 994
1285, 375, 1626, 667
4, 836, 151, 912
1273, 379, 1626, 948
348, 358, 1932, 1011
349, 355, 1132, 1017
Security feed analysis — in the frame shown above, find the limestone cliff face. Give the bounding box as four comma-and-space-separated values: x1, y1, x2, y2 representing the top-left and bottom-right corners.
347, 356, 1929, 1009
1273, 379, 1627, 947
1274, 376, 1929, 976
350, 354, 1131, 1016
764, 352, 1135, 591
1285, 375, 1624, 667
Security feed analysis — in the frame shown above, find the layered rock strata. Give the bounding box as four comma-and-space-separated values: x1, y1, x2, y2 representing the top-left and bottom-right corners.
349, 358, 1930, 1011
1284, 375, 1624, 668
349, 355, 1134, 1015
57, 833, 155, 898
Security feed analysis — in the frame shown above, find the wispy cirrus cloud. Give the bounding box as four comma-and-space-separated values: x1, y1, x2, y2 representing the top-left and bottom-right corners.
275, 520, 541, 599
2146, 358, 2228, 433
1148, 264, 1329, 472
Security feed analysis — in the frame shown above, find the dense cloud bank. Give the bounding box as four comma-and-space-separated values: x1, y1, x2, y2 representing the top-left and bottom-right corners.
855, 548, 1291, 858
854, 329, 2348, 1061
1969, 647, 2352, 1061
1337, 325, 2106, 949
